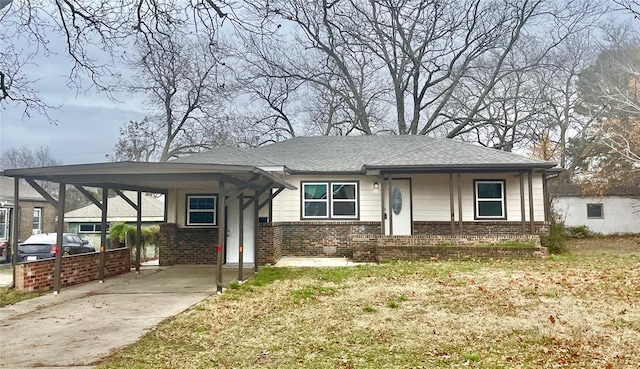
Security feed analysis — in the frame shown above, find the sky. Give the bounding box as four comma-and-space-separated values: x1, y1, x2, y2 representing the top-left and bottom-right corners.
0, 63, 147, 165
0, 25, 147, 166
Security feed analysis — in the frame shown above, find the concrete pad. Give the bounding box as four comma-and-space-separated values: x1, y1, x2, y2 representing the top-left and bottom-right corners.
0, 265, 250, 368
0, 264, 12, 287
273, 257, 369, 267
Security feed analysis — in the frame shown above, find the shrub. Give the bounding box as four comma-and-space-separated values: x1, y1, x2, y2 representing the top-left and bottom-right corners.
565, 225, 594, 238
540, 220, 567, 254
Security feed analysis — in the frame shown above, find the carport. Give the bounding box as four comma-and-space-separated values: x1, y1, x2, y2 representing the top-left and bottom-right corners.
1, 162, 295, 293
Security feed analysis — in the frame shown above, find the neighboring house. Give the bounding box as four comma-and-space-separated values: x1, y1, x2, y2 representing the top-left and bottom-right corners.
161, 135, 555, 264
0, 176, 56, 262
552, 183, 640, 234
64, 191, 165, 246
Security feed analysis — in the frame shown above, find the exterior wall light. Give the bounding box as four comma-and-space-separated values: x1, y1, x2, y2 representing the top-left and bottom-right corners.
373, 182, 379, 189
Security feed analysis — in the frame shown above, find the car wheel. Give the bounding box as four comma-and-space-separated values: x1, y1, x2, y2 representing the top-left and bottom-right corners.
63, 249, 70, 256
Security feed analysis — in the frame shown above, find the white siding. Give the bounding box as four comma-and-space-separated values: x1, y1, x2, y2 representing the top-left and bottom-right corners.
553, 196, 640, 234
271, 175, 381, 222
411, 172, 545, 222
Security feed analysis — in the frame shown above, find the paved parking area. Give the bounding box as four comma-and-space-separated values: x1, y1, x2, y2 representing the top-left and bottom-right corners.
0, 265, 248, 368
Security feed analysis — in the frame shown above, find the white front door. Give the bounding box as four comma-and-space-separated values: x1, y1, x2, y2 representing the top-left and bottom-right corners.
384, 179, 412, 235
226, 197, 255, 264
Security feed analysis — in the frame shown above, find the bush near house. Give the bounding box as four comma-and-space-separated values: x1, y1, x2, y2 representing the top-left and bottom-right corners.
108, 223, 160, 260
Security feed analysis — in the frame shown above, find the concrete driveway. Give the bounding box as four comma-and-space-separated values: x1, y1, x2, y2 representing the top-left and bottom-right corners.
0, 265, 248, 369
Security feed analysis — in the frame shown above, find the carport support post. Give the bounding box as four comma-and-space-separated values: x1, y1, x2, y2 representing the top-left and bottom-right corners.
216, 181, 226, 292
136, 191, 142, 273
99, 188, 108, 282
253, 199, 259, 273
53, 183, 66, 294
11, 178, 20, 288
238, 193, 244, 282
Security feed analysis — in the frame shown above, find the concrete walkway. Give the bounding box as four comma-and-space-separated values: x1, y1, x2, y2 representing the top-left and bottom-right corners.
0, 265, 247, 369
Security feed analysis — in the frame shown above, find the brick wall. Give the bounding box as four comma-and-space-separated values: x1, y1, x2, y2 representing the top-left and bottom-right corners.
413, 221, 549, 236
14, 248, 130, 292
257, 223, 282, 265
351, 234, 547, 262
17, 201, 57, 242
158, 223, 218, 265
260, 221, 382, 258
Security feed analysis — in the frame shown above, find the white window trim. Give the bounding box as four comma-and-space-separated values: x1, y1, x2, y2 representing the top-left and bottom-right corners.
302, 183, 329, 219
186, 195, 217, 226
302, 182, 358, 219
33, 208, 42, 234
330, 182, 358, 219
78, 223, 108, 233
0, 208, 8, 240
475, 180, 506, 219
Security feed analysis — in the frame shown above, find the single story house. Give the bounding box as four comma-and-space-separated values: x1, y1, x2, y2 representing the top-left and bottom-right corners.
551, 183, 640, 234
159, 135, 555, 265
0, 176, 56, 262
65, 191, 165, 246
2, 135, 556, 292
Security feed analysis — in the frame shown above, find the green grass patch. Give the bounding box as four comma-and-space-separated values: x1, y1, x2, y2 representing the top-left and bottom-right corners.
0, 286, 41, 307
291, 285, 336, 303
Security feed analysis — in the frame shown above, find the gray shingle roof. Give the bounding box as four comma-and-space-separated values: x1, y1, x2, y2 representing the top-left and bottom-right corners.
0, 176, 47, 202
65, 192, 165, 221
176, 136, 555, 172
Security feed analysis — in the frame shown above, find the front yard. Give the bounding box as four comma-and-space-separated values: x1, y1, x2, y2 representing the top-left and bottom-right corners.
100, 238, 640, 368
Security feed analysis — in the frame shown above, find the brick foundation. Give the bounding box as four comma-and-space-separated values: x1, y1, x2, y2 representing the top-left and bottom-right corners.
158, 223, 218, 266
352, 234, 547, 262
413, 221, 549, 235
14, 248, 130, 292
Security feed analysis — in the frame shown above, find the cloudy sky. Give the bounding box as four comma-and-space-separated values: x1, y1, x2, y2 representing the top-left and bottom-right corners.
0, 35, 147, 165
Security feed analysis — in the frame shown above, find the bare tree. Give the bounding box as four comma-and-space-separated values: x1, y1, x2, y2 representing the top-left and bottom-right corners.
0, 145, 60, 170
114, 30, 231, 161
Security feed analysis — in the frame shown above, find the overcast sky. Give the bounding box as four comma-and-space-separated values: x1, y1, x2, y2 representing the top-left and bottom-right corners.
0, 37, 147, 166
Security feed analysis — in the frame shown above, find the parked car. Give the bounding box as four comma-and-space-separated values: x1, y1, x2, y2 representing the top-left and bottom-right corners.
18, 233, 96, 262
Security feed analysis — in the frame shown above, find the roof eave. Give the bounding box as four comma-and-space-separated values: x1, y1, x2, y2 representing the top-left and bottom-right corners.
362, 162, 557, 174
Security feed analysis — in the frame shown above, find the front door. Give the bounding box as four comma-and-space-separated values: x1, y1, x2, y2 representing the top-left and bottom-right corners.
225, 197, 255, 264
384, 178, 412, 235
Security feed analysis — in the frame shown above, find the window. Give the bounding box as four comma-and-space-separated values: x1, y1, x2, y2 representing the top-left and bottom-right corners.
0, 208, 8, 240
79, 223, 109, 233
186, 195, 217, 226
32, 208, 42, 234
474, 180, 506, 219
302, 182, 358, 219
587, 203, 603, 219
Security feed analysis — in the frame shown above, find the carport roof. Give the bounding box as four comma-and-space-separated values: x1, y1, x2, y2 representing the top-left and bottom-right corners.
1, 162, 296, 192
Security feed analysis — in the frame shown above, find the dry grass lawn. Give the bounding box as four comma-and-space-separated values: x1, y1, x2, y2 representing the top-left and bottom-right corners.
99, 238, 640, 368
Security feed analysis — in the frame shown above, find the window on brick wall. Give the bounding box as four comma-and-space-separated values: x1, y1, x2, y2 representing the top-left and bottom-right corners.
302, 182, 358, 219
474, 180, 506, 219
32, 208, 42, 234
186, 195, 217, 226
0, 208, 8, 239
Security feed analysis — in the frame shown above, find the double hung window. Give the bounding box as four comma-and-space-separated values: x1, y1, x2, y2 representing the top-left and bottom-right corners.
302, 182, 358, 219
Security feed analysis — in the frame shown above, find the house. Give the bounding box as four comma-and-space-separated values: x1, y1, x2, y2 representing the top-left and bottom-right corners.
0, 176, 56, 262
64, 191, 165, 246
551, 183, 640, 234
161, 135, 555, 264
1, 135, 556, 292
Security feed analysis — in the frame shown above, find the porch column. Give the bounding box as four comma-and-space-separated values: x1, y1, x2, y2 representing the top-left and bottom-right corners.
99, 188, 108, 281
528, 170, 535, 234
449, 173, 455, 234
379, 174, 385, 235
53, 183, 66, 294
519, 171, 526, 233
238, 193, 244, 281
543, 173, 551, 222
457, 173, 463, 234
387, 176, 393, 235
254, 198, 259, 274
11, 178, 20, 288
216, 181, 226, 292
135, 191, 142, 273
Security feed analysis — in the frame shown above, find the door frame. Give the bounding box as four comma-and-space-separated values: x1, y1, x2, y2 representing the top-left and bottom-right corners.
384, 177, 413, 235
